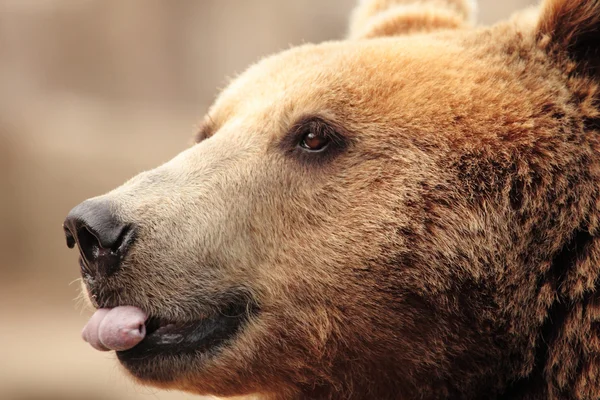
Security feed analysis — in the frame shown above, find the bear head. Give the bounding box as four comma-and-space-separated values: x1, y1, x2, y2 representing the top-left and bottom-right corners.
64, 0, 600, 398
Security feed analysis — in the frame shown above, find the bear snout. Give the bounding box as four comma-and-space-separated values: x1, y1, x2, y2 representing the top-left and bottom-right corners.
63, 199, 136, 279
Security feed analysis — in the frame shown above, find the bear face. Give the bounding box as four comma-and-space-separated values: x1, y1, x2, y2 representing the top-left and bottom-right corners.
64, 0, 600, 399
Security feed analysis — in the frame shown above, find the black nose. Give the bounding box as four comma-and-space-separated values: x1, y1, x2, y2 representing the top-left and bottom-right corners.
63, 200, 135, 278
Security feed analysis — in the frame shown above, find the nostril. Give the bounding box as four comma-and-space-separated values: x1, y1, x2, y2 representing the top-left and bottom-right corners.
77, 225, 103, 264
74, 223, 135, 277
63, 199, 136, 278
64, 226, 76, 249
77, 224, 134, 257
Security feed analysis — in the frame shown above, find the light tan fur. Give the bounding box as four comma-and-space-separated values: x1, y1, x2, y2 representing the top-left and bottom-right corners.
72, 0, 600, 398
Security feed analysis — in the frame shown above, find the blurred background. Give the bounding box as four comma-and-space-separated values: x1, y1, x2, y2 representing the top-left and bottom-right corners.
0, 1, 537, 399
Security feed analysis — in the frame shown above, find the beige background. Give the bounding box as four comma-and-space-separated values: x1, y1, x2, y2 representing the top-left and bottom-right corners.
0, 1, 537, 399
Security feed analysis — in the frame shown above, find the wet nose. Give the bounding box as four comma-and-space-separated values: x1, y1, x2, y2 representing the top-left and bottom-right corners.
63, 200, 135, 278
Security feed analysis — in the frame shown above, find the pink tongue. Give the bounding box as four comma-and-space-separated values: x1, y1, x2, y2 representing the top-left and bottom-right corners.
82, 306, 147, 351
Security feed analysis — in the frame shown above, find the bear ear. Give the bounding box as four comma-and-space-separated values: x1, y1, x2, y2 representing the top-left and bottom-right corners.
537, 0, 600, 75
348, 0, 476, 39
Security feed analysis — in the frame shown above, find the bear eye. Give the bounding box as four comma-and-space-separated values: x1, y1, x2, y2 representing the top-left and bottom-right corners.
280, 116, 349, 164
299, 131, 330, 152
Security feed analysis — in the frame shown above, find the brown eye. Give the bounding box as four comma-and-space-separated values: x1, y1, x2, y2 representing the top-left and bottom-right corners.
300, 131, 330, 151
282, 116, 348, 164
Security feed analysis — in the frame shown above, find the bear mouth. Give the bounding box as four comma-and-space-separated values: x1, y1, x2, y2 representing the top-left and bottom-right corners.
116, 301, 255, 366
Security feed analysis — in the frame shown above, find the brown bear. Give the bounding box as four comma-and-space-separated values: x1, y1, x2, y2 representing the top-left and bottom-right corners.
63, 0, 600, 399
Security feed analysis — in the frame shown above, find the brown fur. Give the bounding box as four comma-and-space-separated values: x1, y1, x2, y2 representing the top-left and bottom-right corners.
72, 0, 600, 398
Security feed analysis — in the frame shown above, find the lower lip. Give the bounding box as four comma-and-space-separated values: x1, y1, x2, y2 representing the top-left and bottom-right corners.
116, 303, 253, 363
